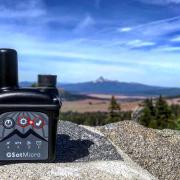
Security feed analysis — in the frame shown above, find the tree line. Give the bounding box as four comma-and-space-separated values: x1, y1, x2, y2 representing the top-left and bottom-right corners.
139, 95, 180, 130
60, 95, 180, 130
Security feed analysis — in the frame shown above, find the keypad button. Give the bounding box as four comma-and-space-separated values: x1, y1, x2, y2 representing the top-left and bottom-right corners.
33, 117, 44, 129
3, 118, 15, 129
18, 116, 29, 127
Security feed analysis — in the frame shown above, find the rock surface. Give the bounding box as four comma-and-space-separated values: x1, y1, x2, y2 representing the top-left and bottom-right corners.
0, 121, 156, 180
56, 121, 122, 162
98, 121, 180, 180
0, 161, 156, 180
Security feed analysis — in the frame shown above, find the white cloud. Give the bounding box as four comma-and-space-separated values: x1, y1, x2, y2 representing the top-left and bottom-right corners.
137, 0, 180, 5
118, 27, 132, 32
156, 46, 180, 52
170, 36, 180, 42
126, 39, 155, 48
123, 15, 180, 37
0, 0, 180, 85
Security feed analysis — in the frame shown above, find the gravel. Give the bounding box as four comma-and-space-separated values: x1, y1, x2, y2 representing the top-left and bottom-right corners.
98, 120, 180, 180
56, 121, 122, 162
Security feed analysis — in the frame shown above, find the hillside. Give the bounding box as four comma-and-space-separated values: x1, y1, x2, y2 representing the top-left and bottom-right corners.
61, 77, 180, 97
59, 89, 100, 101
20, 77, 180, 97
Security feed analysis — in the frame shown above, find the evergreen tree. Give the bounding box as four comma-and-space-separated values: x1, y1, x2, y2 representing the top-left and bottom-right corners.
171, 104, 180, 119
175, 118, 180, 130
146, 98, 155, 116
139, 96, 176, 129
31, 83, 38, 87
155, 95, 174, 129
139, 98, 155, 127
106, 96, 121, 123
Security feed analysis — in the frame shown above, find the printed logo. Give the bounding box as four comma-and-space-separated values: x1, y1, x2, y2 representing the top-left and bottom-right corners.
6, 152, 41, 158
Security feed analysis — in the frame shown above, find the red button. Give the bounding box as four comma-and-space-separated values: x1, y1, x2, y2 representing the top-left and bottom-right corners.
18, 116, 30, 127
29, 120, 34, 125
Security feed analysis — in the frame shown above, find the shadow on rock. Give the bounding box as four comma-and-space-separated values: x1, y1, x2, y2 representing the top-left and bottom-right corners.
55, 134, 94, 162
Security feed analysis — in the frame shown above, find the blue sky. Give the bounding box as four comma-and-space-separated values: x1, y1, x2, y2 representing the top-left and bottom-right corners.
1, 0, 180, 86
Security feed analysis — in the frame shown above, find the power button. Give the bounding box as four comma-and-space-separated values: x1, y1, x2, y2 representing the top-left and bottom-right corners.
3, 118, 15, 129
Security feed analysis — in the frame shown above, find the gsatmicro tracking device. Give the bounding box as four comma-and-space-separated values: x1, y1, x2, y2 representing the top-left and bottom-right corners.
0, 49, 61, 162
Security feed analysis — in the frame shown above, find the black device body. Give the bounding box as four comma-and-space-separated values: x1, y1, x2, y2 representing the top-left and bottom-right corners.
0, 49, 61, 162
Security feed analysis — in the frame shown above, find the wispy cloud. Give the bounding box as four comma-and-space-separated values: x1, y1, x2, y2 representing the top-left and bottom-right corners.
0, 0, 180, 86
118, 15, 180, 36
74, 15, 95, 33
126, 40, 156, 48
0, 0, 46, 18
117, 15, 180, 51
156, 46, 180, 52
170, 35, 180, 42
118, 27, 132, 32
137, 0, 180, 5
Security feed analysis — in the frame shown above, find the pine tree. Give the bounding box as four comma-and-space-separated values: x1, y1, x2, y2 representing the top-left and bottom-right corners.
175, 118, 180, 130
108, 96, 121, 114
155, 95, 173, 129
106, 96, 121, 123
139, 98, 155, 127
139, 96, 177, 129
31, 83, 38, 87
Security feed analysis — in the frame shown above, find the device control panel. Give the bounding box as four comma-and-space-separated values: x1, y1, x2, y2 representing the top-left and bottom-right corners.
0, 112, 48, 160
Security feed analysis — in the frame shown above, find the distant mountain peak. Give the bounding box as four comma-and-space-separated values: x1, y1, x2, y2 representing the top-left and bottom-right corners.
60, 79, 180, 97
94, 76, 117, 83
96, 76, 106, 83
